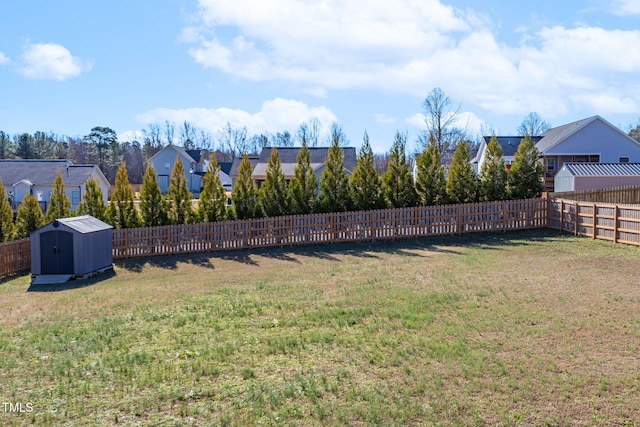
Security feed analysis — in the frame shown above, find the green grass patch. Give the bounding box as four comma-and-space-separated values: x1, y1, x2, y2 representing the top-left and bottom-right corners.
0, 229, 639, 425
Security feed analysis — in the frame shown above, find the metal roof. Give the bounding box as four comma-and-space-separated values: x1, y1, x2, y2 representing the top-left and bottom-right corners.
561, 162, 640, 176
54, 215, 113, 234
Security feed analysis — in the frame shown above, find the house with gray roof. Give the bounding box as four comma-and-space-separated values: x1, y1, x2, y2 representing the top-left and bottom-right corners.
535, 116, 640, 191
148, 145, 232, 193
553, 163, 640, 192
249, 146, 358, 188
0, 160, 109, 212
474, 136, 543, 173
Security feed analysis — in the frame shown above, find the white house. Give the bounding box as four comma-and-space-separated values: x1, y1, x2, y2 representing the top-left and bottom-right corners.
0, 160, 109, 212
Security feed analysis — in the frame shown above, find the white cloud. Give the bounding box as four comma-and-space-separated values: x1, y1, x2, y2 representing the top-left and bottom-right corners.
135, 98, 338, 138
185, 0, 640, 124
611, 0, 640, 15
0, 52, 9, 65
19, 43, 92, 80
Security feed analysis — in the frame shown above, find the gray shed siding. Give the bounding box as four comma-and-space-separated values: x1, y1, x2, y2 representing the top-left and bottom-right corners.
30, 216, 113, 277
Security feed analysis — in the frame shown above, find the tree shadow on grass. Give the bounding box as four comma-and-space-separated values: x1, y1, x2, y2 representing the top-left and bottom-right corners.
27, 268, 117, 292
116, 252, 217, 273
113, 228, 570, 272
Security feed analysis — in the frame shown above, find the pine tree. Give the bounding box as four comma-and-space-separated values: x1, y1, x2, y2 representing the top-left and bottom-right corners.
139, 165, 169, 226
231, 154, 260, 219
509, 135, 544, 199
108, 161, 140, 229
415, 134, 447, 206
319, 135, 350, 213
350, 132, 384, 210
167, 159, 193, 224
288, 141, 318, 215
15, 193, 45, 238
46, 169, 72, 221
198, 154, 228, 222
446, 140, 477, 204
479, 136, 508, 201
381, 131, 416, 208
76, 174, 108, 221
260, 148, 289, 217
0, 180, 15, 242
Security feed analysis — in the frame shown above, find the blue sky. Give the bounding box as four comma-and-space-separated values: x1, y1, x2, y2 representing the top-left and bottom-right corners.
1, 0, 639, 153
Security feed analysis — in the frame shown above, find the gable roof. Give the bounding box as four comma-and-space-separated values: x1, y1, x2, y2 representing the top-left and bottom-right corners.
0, 160, 106, 187
252, 146, 358, 177
148, 144, 198, 164
482, 136, 544, 157
560, 162, 640, 177
534, 115, 640, 154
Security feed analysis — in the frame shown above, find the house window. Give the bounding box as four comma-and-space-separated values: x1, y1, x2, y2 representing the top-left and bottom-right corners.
573, 155, 599, 162
619, 156, 630, 163
165, 162, 170, 170
72, 191, 81, 205
36, 192, 43, 201
546, 158, 556, 171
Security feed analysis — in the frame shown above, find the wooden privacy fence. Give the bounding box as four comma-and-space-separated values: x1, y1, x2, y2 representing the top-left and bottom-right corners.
547, 199, 640, 246
550, 185, 640, 204
0, 239, 30, 279
111, 199, 548, 259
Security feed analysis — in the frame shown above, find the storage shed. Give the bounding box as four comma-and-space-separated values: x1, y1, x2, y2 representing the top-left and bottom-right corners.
30, 215, 113, 284
554, 163, 640, 192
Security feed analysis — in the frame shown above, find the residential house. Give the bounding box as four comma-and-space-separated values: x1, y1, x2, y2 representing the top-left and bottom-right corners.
148, 145, 232, 193
475, 116, 640, 191
247, 146, 358, 188
536, 116, 640, 191
474, 136, 543, 174
0, 159, 109, 212
553, 163, 640, 193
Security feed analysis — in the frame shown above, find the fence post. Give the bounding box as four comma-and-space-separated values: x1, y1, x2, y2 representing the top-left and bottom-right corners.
560, 200, 565, 231
502, 201, 507, 231
614, 205, 619, 244
574, 202, 579, 236
592, 203, 597, 239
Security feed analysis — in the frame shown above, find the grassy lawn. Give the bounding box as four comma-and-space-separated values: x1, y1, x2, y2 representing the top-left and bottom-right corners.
0, 229, 639, 426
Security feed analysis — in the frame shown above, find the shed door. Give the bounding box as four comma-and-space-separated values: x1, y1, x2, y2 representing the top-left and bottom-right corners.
40, 231, 74, 275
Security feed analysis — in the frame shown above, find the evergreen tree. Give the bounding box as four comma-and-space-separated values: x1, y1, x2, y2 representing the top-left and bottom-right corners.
76, 174, 108, 221
0, 180, 15, 241
478, 136, 508, 201
381, 131, 416, 208
260, 148, 289, 217
509, 135, 544, 199
319, 134, 350, 213
107, 162, 140, 229
46, 169, 71, 221
350, 132, 384, 210
198, 154, 228, 222
139, 165, 169, 226
231, 154, 260, 219
446, 140, 477, 204
288, 141, 318, 215
15, 193, 45, 238
415, 134, 447, 205
167, 159, 194, 224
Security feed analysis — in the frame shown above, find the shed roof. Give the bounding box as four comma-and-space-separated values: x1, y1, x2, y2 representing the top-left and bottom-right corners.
560, 162, 640, 176
52, 215, 113, 234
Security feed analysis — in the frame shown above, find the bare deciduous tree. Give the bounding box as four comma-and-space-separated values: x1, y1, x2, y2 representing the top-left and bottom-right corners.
421, 87, 466, 152
517, 112, 551, 136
